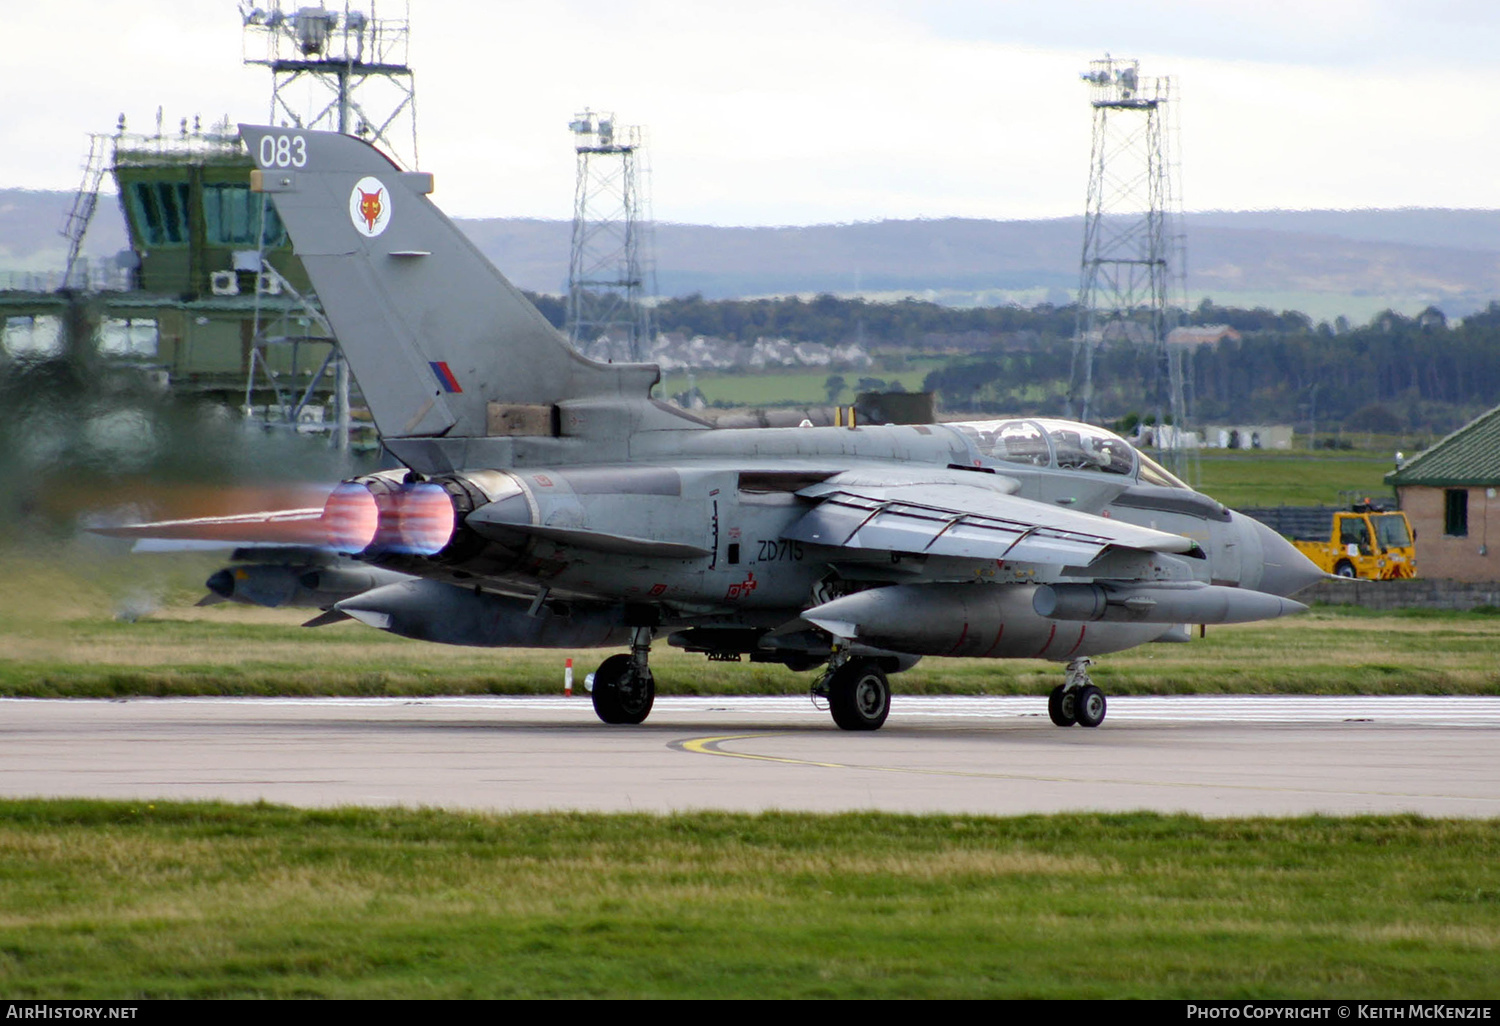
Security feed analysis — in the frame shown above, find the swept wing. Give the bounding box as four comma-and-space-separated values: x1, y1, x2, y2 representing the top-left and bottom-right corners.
783, 470, 1200, 567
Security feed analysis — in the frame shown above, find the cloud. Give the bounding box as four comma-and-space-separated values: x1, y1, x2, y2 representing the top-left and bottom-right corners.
4, 0, 1497, 225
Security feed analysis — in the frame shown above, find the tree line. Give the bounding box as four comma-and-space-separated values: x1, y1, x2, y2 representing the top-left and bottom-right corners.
522, 291, 1500, 434
524, 290, 1081, 347
926, 301, 1500, 434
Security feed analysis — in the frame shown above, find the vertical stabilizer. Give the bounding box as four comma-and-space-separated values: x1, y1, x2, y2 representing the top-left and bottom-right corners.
240, 125, 659, 442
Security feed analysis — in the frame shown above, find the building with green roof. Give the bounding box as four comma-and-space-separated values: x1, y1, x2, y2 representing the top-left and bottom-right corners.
1386, 405, 1500, 580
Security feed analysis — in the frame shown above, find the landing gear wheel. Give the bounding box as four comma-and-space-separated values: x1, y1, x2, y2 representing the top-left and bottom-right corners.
1334, 561, 1357, 579
590, 653, 655, 725
828, 661, 890, 731
1074, 684, 1107, 728
1047, 685, 1077, 727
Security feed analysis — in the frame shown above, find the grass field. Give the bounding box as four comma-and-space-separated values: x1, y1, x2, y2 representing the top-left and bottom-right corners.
668, 359, 949, 408
4, 544, 1499, 698
1193, 450, 1399, 508
0, 802, 1495, 998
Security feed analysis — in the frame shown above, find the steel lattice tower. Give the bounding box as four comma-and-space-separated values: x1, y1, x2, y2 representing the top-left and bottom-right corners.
240, 2, 421, 451
1068, 56, 1189, 474
566, 110, 654, 363
242, 2, 418, 170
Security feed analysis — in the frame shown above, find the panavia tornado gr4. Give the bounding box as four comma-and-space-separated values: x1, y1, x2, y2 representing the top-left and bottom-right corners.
104, 124, 1325, 731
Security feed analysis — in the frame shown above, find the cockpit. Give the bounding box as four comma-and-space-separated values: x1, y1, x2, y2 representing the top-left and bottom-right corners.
946, 418, 1188, 488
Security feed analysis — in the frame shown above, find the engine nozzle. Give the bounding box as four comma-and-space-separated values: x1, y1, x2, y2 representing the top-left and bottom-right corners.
320, 474, 469, 557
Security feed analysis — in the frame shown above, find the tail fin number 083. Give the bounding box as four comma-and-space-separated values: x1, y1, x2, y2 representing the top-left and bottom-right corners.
258, 134, 307, 169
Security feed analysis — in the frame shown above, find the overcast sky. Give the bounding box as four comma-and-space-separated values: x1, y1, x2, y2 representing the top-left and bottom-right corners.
6, 1, 1498, 225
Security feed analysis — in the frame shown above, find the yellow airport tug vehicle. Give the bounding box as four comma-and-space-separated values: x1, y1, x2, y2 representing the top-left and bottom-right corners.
1242, 502, 1417, 580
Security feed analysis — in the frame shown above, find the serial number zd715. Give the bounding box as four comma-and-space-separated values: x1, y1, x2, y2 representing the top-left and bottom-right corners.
755, 539, 803, 562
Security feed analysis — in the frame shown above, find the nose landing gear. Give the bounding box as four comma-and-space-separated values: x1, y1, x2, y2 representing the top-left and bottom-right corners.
814, 653, 892, 731
1048, 657, 1107, 728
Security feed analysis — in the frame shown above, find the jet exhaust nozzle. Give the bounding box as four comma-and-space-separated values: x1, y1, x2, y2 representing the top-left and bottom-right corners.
323, 482, 381, 553
320, 473, 489, 558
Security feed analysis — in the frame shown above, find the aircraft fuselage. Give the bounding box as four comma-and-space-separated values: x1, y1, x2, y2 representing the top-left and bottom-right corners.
342, 417, 1309, 667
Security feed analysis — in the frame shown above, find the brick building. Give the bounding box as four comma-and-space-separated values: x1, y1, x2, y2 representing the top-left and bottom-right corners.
1386, 405, 1500, 580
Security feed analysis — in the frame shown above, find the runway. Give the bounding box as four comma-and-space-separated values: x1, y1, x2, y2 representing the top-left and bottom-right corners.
1, 695, 1497, 817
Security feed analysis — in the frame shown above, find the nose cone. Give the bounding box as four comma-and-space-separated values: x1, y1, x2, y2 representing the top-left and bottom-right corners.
205, 569, 235, 599
1242, 513, 1328, 597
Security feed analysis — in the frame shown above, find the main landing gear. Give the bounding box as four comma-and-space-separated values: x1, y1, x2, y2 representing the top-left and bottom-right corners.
591, 627, 656, 725
814, 655, 891, 731
1048, 657, 1107, 728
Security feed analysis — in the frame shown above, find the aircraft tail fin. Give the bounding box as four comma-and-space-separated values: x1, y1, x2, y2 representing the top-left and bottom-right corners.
239, 125, 658, 442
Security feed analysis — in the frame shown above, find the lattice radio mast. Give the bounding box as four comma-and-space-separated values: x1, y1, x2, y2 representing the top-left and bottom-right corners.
1068, 56, 1190, 474
241, 1, 417, 170
565, 110, 654, 363
239, 2, 420, 451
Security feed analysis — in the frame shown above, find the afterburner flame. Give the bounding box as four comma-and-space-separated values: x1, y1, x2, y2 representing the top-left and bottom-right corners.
323, 483, 380, 553
392, 482, 456, 555
322, 480, 458, 556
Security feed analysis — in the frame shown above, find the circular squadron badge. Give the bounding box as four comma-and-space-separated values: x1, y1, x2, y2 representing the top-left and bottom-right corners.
349, 176, 391, 238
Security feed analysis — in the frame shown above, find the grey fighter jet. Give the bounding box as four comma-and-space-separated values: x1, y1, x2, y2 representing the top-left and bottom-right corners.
104, 125, 1325, 731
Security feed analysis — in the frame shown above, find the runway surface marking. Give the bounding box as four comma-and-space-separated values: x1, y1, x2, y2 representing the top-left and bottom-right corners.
670, 730, 1500, 806
0, 695, 1494, 814
674, 734, 844, 769
8, 694, 1496, 724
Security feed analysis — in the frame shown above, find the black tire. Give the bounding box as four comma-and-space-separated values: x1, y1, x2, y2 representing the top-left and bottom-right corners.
829, 661, 890, 731
1047, 685, 1077, 727
591, 654, 655, 725
1334, 561, 1357, 579
1074, 684, 1107, 728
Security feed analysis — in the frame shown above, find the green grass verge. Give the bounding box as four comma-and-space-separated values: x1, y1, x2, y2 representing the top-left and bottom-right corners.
0, 801, 1495, 998
1193, 451, 1399, 508
671, 360, 948, 408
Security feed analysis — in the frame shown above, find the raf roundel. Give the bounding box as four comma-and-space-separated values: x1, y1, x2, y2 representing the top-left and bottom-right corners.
349, 176, 392, 238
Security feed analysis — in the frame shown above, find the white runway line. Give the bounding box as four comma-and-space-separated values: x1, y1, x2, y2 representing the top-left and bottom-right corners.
6, 694, 1497, 725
